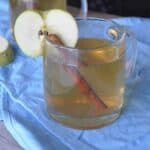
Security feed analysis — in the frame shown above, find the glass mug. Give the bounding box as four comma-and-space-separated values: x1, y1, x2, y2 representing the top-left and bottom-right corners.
44, 18, 137, 129
9, 0, 88, 33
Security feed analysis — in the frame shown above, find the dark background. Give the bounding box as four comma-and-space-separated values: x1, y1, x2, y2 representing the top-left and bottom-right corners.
68, 0, 150, 17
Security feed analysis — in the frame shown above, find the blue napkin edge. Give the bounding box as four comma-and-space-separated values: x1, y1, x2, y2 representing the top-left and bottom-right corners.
0, 82, 31, 149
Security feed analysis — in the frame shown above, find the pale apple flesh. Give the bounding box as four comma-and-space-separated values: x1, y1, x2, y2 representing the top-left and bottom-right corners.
14, 9, 78, 57
14, 11, 45, 57
45, 9, 78, 48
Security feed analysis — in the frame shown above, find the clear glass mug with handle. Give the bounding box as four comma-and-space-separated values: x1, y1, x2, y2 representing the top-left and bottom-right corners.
44, 18, 137, 129
9, 0, 88, 33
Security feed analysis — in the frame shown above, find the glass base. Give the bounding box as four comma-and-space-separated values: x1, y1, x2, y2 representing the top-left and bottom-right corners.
49, 111, 121, 130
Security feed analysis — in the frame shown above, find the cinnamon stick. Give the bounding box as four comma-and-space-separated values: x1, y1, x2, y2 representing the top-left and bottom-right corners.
63, 66, 107, 109
48, 34, 107, 109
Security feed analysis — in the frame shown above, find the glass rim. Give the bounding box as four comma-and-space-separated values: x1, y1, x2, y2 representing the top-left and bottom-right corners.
46, 17, 126, 53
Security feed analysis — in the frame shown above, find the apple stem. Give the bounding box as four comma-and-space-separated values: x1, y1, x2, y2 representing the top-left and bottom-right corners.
38, 30, 43, 36
38, 30, 49, 36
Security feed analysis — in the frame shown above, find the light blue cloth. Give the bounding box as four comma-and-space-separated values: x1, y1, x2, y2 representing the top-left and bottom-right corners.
1, 0, 150, 149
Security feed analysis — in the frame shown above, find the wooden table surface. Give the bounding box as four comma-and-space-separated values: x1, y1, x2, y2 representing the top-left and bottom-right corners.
0, 7, 118, 150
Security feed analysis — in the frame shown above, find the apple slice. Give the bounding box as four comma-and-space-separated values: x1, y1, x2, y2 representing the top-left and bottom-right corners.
14, 9, 78, 57
14, 10, 45, 57
0, 36, 14, 66
45, 9, 78, 47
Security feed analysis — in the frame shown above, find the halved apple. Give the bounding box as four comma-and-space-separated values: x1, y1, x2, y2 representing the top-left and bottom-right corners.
14, 9, 78, 57
0, 36, 14, 66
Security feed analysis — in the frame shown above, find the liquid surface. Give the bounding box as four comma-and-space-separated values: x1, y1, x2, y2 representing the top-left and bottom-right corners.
76, 38, 111, 49
44, 38, 125, 121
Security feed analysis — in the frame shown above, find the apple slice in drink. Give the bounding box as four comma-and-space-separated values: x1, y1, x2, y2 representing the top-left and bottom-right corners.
45, 9, 78, 47
0, 36, 14, 66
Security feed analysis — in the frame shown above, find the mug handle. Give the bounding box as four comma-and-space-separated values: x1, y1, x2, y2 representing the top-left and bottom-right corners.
79, 0, 88, 18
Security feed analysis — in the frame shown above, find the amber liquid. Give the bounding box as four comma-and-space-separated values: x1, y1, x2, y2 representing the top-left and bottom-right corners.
44, 38, 125, 129
10, 0, 66, 32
